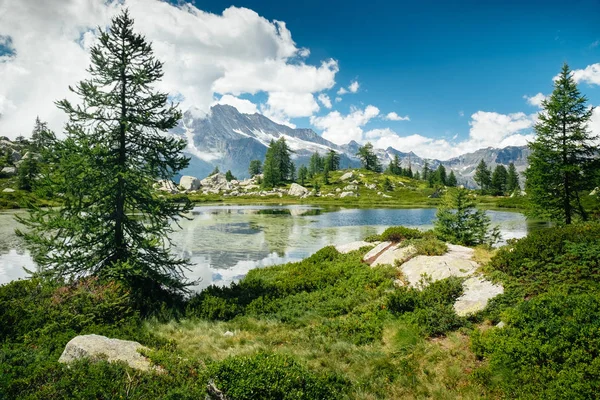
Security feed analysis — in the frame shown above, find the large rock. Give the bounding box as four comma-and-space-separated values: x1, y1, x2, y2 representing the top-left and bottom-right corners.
339, 191, 357, 198
288, 183, 309, 197
399, 244, 478, 287
363, 242, 393, 261
453, 276, 504, 316
371, 245, 417, 267
340, 171, 354, 181
343, 184, 358, 191
2, 188, 15, 193
156, 179, 178, 194
179, 175, 201, 191
58, 334, 158, 372
335, 241, 375, 254
1, 166, 16, 176
200, 173, 228, 188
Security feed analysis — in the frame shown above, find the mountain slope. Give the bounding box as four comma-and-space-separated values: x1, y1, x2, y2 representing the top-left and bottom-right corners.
173, 105, 529, 185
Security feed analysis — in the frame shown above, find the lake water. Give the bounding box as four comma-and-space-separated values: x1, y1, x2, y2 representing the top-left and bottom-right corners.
0, 205, 547, 290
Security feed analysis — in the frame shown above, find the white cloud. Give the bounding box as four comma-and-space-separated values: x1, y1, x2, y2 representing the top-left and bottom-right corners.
335, 96, 342, 103
213, 94, 258, 114
336, 80, 359, 97
365, 129, 455, 159
317, 93, 332, 109
385, 112, 410, 121
523, 93, 546, 108
565, 63, 600, 86
310, 105, 379, 144
0, 0, 339, 138
261, 92, 319, 126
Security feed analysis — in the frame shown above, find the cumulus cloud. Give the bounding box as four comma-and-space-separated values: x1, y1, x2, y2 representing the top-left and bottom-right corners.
310, 105, 379, 144
523, 93, 546, 108
335, 96, 342, 103
0, 0, 339, 137
385, 112, 410, 121
336, 80, 359, 96
260, 92, 320, 127
317, 93, 332, 109
560, 63, 600, 86
213, 94, 258, 114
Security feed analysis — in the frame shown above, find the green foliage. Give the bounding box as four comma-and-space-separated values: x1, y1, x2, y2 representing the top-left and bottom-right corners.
434, 188, 500, 246
382, 176, 393, 191
506, 162, 520, 193
447, 170, 457, 187
17, 156, 40, 191
387, 277, 464, 336
406, 237, 448, 256
210, 166, 220, 176
379, 226, 424, 242
356, 142, 382, 172
526, 63, 597, 224
474, 159, 491, 192
308, 151, 324, 177
298, 164, 308, 185
262, 138, 293, 188
489, 223, 600, 295
248, 159, 262, 177
324, 149, 340, 172
225, 170, 236, 181
473, 293, 600, 399
209, 352, 347, 400
16, 10, 193, 304
491, 164, 508, 195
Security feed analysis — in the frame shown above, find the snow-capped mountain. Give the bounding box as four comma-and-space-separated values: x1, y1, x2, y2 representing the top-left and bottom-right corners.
172, 104, 529, 185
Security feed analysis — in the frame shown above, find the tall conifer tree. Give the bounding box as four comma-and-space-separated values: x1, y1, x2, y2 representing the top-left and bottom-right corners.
18, 10, 192, 302
526, 63, 597, 224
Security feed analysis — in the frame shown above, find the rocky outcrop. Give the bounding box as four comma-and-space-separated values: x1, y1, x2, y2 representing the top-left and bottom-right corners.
400, 244, 478, 286
340, 171, 354, 181
156, 179, 178, 194
288, 183, 309, 197
179, 175, 201, 191
453, 276, 504, 316
1, 166, 16, 176
370, 244, 417, 267
340, 191, 357, 198
58, 334, 160, 372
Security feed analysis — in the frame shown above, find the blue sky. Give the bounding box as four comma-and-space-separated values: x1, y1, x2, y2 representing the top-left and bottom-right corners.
192, 0, 600, 143
1, 0, 599, 159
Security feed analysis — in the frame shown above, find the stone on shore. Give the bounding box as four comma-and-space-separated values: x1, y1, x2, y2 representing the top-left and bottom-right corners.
58, 334, 159, 372
288, 183, 309, 197
179, 175, 201, 191
339, 191, 357, 198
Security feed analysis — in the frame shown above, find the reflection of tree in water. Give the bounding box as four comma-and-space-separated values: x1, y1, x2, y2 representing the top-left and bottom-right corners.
0, 214, 28, 255
253, 214, 297, 258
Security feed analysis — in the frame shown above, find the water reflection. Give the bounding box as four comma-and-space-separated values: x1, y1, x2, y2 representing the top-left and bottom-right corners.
0, 206, 545, 290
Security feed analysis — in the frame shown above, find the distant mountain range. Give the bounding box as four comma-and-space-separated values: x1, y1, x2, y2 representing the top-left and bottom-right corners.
172, 104, 530, 186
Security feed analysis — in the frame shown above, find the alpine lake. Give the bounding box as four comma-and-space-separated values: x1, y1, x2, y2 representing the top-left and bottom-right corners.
0, 205, 548, 291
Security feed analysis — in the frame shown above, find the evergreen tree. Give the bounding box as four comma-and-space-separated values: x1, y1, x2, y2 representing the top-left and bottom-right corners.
526, 64, 597, 224
262, 140, 278, 188
435, 165, 447, 186
323, 164, 330, 185
413, 170, 420, 181
308, 152, 324, 177
421, 161, 430, 181
17, 156, 40, 191
491, 165, 508, 195
474, 159, 492, 192
447, 170, 457, 187
435, 188, 500, 246
405, 166, 413, 179
298, 165, 308, 186
209, 166, 220, 176
30, 117, 57, 153
382, 177, 393, 191
17, 10, 192, 304
290, 161, 296, 182
325, 150, 340, 172
356, 142, 382, 172
506, 163, 520, 193
248, 159, 262, 177
387, 154, 401, 175
274, 137, 293, 181
225, 170, 236, 182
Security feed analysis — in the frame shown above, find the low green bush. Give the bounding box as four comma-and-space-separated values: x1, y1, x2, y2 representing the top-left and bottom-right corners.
404, 237, 448, 256
472, 293, 600, 399
209, 352, 348, 400
380, 226, 423, 242
387, 277, 464, 336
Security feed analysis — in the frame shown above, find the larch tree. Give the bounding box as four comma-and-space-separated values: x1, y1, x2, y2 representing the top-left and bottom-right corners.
356, 142, 382, 172
506, 163, 520, 193
491, 165, 508, 195
474, 159, 491, 192
17, 10, 193, 304
526, 63, 597, 224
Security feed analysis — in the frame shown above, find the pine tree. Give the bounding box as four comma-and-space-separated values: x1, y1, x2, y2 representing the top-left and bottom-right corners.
491, 165, 508, 195
30, 117, 56, 153
17, 10, 192, 305
447, 170, 457, 187
435, 165, 447, 186
17, 156, 40, 191
474, 160, 491, 192
225, 170, 236, 182
209, 166, 220, 176
248, 159, 262, 177
290, 161, 296, 182
435, 188, 500, 246
262, 140, 278, 188
526, 63, 597, 224
323, 163, 330, 185
414, 170, 421, 181
356, 142, 382, 172
274, 137, 293, 182
308, 152, 324, 177
506, 163, 520, 193
325, 149, 340, 172
298, 165, 308, 186
422, 161, 430, 181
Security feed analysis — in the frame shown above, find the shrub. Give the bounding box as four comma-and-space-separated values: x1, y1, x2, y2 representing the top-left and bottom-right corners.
411, 304, 463, 337
473, 293, 600, 399
379, 226, 423, 242
434, 188, 500, 246
209, 352, 348, 400
405, 237, 448, 256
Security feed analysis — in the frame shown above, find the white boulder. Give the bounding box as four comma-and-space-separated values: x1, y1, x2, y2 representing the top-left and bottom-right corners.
339, 191, 357, 198
179, 175, 201, 191
340, 172, 354, 181
288, 183, 309, 197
